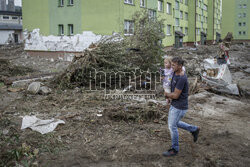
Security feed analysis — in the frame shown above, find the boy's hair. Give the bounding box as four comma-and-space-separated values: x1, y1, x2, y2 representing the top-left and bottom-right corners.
172, 57, 185, 66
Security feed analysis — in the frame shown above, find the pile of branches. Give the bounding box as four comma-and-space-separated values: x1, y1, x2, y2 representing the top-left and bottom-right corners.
54, 11, 165, 89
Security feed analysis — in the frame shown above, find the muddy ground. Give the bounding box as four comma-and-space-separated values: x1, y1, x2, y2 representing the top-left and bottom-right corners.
0, 44, 250, 167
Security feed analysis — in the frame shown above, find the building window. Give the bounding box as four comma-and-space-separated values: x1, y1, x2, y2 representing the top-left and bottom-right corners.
198, 1, 201, 7
166, 3, 172, 14
3, 16, 9, 19
243, 4, 247, 8
204, 4, 207, 11
185, 12, 188, 20
175, 1, 179, 10
59, 24, 64, 35
68, 0, 74, 5
239, 22, 242, 26
239, 31, 241, 35
180, 11, 183, 19
140, 0, 146, 7
243, 31, 246, 35
238, 13, 241, 18
148, 9, 156, 19
124, 0, 133, 5
175, 18, 180, 26
12, 16, 18, 19
180, 27, 183, 33
239, 4, 242, 8
68, 24, 73, 35
243, 13, 246, 17
185, 27, 188, 35
59, 0, 64, 7
124, 20, 134, 35
167, 25, 171, 35
185, 0, 188, 5
158, 1, 163, 12
243, 22, 246, 26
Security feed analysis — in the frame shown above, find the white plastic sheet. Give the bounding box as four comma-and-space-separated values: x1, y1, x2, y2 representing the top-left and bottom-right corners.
21, 116, 65, 134
202, 59, 239, 95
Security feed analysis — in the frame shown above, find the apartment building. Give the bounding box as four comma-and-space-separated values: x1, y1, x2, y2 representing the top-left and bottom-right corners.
207, 0, 222, 43
23, 0, 222, 48
222, 0, 250, 41
0, 0, 23, 44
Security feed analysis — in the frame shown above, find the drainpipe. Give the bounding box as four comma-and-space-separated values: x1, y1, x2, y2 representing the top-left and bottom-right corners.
195, 0, 197, 44
213, 0, 215, 42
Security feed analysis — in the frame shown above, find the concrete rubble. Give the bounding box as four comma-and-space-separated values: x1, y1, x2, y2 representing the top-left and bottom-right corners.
24, 29, 103, 52
27, 82, 52, 95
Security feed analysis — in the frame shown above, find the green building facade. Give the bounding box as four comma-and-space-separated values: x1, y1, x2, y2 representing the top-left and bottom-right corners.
222, 0, 250, 40
23, 0, 222, 47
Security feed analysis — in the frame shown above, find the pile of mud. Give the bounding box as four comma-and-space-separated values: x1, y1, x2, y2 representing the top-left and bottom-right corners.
0, 59, 34, 83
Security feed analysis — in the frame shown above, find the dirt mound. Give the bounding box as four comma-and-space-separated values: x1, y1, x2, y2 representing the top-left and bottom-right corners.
0, 59, 34, 83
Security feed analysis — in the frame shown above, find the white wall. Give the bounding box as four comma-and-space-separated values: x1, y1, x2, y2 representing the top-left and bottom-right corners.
0, 30, 14, 44
24, 29, 103, 52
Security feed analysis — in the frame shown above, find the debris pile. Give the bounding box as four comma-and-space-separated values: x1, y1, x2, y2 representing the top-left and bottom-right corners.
24, 29, 102, 52
53, 35, 132, 88
54, 11, 166, 89
201, 59, 239, 95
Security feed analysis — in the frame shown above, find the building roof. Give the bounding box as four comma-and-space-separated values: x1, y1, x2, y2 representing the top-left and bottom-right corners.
0, 10, 22, 16
201, 31, 207, 36
175, 31, 185, 37
0, 23, 22, 30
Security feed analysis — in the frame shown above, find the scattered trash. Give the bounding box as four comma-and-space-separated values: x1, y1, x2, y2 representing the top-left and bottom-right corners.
147, 99, 167, 106
189, 48, 197, 51
2, 129, 9, 135
21, 116, 65, 134
97, 110, 103, 117
244, 68, 250, 74
122, 85, 133, 93
7, 87, 24, 92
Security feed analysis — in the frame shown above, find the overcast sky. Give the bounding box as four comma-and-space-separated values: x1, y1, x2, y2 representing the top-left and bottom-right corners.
15, 0, 22, 6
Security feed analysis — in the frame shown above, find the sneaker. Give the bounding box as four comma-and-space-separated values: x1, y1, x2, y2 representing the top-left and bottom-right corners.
162, 148, 178, 157
192, 127, 200, 142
